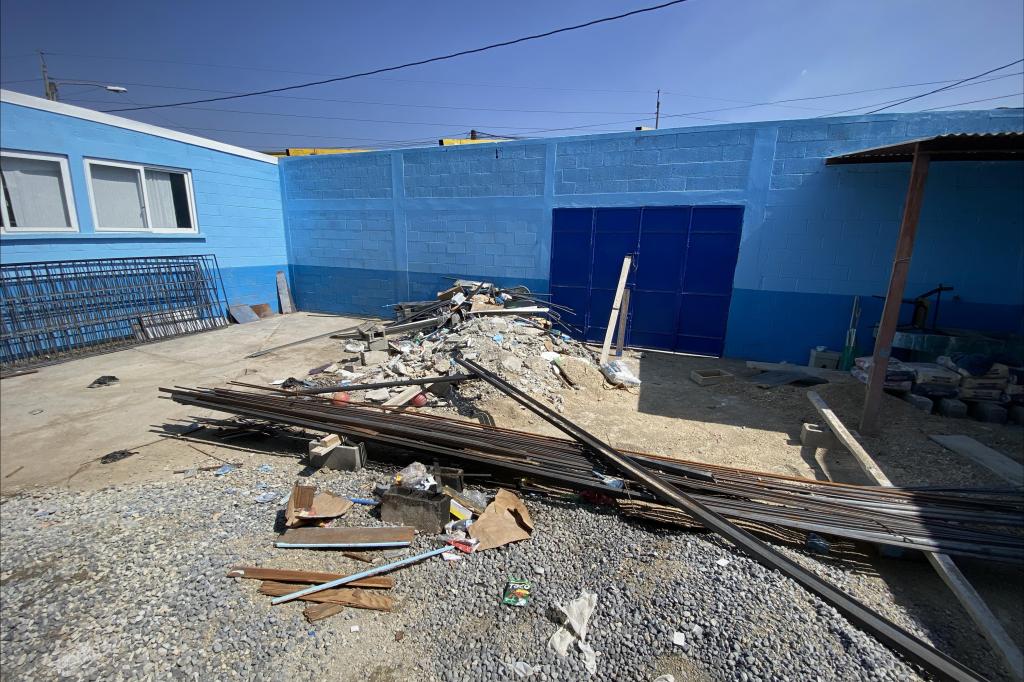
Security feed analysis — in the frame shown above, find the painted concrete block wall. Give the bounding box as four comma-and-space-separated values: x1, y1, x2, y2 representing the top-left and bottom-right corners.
0, 102, 289, 310
281, 109, 1023, 361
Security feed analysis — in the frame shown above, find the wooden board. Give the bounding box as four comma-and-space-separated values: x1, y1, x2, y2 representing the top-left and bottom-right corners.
599, 256, 632, 365
250, 303, 275, 319
809, 390, 1023, 680
929, 435, 1023, 487
304, 603, 346, 622
277, 271, 295, 314
228, 304, 260, 324
278, 526, 415, 546
259, 581, 393, 611
226, 566, 393, 589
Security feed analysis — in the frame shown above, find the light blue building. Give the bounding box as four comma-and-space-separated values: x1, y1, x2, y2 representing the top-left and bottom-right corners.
2, 88, 1022, 364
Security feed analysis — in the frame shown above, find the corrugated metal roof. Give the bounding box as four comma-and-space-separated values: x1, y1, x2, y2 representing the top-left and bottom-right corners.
826, 131, 1024, 164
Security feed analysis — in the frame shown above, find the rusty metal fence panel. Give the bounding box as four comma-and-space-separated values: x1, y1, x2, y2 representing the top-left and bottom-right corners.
1, 255, 229, 372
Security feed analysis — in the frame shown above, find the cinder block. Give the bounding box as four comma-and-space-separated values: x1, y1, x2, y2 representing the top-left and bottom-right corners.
800, 423, 840, 449
322, 442, 366, 472
970, 402, 1008, 424
380, 489, 451, 533
904, 393, 934, 413
937, 398, 968, 419
367, 337, 389, 351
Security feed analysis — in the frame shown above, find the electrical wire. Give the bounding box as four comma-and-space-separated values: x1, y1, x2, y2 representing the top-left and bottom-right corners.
104, 0, 692, 112
862, 58, 1024, 114
818, 71, 1023, 117
921, 92, 1024, 111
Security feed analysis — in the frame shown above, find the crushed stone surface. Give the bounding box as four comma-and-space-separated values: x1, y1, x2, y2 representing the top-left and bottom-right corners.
0, 461, 929, 682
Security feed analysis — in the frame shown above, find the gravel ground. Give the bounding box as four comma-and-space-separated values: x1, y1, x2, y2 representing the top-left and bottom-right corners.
1, 458, 931, 682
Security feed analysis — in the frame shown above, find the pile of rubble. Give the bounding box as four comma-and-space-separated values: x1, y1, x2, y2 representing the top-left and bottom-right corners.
270, 280, 612, 410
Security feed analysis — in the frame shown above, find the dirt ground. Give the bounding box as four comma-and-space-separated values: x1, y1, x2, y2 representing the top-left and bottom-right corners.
1, 314, 1022, 679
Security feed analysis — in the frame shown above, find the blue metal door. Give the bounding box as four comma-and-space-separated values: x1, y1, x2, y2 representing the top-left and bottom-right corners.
549, 205, 742, 356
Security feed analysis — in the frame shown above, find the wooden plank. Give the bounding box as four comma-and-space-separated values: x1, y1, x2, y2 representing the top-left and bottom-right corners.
746, 361, 852, 380
226, 566, 393, 589
258, 581, 394, 611
600, 255, 632, 365
276, 271, 295, 314
807, 391, 893, 486
861, 148, 930, 433
928, 435, 1024, 487
304, 603, 346, 622
278, 526, 415, 546
383, 384, 427, 407
810, 390, 1023, 680
614, 288, 630, 357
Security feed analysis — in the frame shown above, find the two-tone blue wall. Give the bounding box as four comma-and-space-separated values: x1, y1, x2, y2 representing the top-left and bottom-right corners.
0, 100, 289, 310
280, 110, 1023, 362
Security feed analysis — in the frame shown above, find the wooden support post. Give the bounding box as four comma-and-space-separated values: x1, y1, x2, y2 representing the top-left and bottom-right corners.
614, 288, 631, 357
809, 390, 1023, 680
600, 255, 632, 366
860, 147, 929, 433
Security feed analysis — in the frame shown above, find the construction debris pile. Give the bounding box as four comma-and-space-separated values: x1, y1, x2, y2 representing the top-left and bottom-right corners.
248, 279, 608, 410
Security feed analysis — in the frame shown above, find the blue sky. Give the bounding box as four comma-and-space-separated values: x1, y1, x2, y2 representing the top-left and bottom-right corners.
1, 0, 1022, 151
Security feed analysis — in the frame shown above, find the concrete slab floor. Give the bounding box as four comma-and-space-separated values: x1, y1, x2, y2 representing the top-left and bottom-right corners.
0, 313, 369, 493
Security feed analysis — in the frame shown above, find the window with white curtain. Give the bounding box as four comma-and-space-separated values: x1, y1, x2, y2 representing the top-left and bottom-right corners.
0, 151, 78, 232
86, 160, 196, 232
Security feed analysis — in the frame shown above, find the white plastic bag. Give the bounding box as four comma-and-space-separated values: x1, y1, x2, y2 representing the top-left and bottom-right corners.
600, 360, 641, 387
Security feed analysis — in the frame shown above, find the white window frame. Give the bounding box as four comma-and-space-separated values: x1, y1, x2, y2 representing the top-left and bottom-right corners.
0, 150, 79, 233
85, 158, 199, 234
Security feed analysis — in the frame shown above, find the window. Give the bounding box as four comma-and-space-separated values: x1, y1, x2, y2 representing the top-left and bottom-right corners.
86, 160, 196, 232
0, 151, 78, 232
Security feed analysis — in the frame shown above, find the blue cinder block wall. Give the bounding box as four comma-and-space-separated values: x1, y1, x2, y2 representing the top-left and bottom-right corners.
0, 100, 289, 310
281, 110, 1023, 362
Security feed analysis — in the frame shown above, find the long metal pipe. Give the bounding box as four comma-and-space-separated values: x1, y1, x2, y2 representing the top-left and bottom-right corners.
454, 356, 985, 682
294, 373, 475, 396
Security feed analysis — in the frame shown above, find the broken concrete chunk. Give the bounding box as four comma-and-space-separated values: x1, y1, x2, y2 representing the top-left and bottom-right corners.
361, 350, 389, 366
364, 388, 391, 402
500, 354, 524, 373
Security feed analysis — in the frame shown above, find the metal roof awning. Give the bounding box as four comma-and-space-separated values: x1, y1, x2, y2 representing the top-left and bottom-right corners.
826, 131, 1024, 164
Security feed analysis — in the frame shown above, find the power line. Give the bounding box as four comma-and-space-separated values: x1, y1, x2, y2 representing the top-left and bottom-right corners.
863, 58, 1024, 114
105, 0, 692, 112
817, 71, 1023, 117
922, 92, 1024, 111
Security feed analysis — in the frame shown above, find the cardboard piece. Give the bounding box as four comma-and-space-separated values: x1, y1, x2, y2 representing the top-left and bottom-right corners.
285, 485, 352, 527
469, 489, 533, 551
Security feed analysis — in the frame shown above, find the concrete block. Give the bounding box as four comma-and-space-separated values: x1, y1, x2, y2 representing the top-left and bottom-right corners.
323, 442, 366, 472
970, 402, 1008, 424
380, 489, 451, 533
800, 423, 840, 449
937, 398, 968, 419
367, 337, 389, 351
360, 350, 389, 366
1010, 405, 1024, 426
690, 368, 735, 386
904, 393, 934, 413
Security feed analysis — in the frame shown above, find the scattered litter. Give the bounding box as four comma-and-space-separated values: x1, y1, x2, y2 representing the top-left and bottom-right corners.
442, 551, 464, 562
88, 375, 119, 388
548, 591, 598, 674
716, 558, 730, 567
257, 464, 273, 473
806, 533, 831, 554
33, 508, 57, 518
508, 662, 540, 678
672, 631, 686, 647
348, 497, 378, 506
28, 409, 43, 415
600, 360, 641, 387
214, 464, 236, 476
344, 341, 365, 353
492, 333, 504, 344
350, 625, 360, 633
100, 449, 136, 464
502, 578, 532, 607
254, 492, 276, 504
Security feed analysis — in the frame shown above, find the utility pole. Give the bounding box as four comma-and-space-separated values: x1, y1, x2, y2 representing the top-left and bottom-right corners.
39, 51, 58, 101
655, 89, 661, 129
